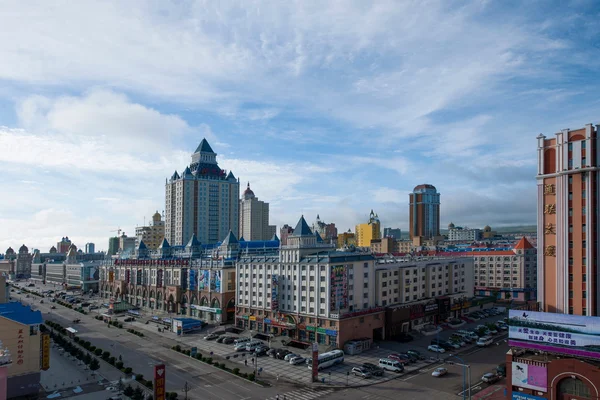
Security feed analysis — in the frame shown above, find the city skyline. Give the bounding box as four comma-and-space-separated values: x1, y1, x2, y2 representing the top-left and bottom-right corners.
1, 1, 599, 251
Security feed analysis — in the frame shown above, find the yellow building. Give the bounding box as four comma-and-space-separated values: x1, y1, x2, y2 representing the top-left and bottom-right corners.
135, 211, 166, 250
337, 231, 356, 248
355, 210, 381, 247
0, 302, 46, 398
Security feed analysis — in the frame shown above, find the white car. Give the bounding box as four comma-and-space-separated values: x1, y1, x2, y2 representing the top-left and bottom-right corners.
233, 343, 247, 351
284, 353, 298, 361
432, 367, 448, 377
446, 341, 461, 349
289, 356, 305, 365
427, 345, 445, 353
105, 386, 117, 391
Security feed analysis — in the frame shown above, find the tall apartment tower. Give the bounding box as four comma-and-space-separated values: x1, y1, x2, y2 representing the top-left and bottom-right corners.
409, 184, 440, 239
537, 124, 599, 316
85, 243, 95, 254
239, 183, 276, 241
165, 139, 240, 246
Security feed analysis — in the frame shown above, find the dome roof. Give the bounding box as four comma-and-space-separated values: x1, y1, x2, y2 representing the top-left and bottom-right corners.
19, 244, 28, 253
243, 182, 255, 199
413, 184, 437, 191
484, 225, 492, 232
448, 222, 455, 229
5, 247, 14, 254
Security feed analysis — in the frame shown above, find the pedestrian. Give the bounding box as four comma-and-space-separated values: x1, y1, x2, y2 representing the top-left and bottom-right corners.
244, 359, 247, 366
276, 395, 279, 400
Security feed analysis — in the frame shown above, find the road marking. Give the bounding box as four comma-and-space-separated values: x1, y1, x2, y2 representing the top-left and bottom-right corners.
458, 380, 484, 396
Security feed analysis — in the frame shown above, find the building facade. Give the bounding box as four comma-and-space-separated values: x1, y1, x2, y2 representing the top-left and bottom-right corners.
0, 302, 45, 399
447, 223, 482, 242
355, 210, 381, 247
312, 215, 338, 244
108, 237, 119, 256
56, 237, 72, 254
473, 237, 537, 302
383, 228, 402, 239
239, 183, 276, 241
337, 231, 356, 248
536, 124, 599, 315
85, 243, 95, 254
165, 138, 240, 246
280, 225, 294, 246
235, 216, 385, 347
370, 238, 413, 254
409, 184, 441, 239
135, 211, 166, 250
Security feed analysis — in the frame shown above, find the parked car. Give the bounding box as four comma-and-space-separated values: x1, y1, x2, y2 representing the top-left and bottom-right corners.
254, 346, 269, 357
362, 363, 384, 376
276, 349, 291, 360
284, 353, 298, 361
72, 319, 81, 323
203, 333, 219, 341
51, 305, 56, 309
477, 336, 493, 347
233, 343, 248, 352
216, 336, 229, 343
289, 356, 306, 365
445, 341, 461, 349
432, 367, 448, 377
482, 373, 500, 384
222, 337, 235, 344
396, 333, 414, 343
267, 348, 278, 357
428, 345, 446, 353
387, 354, 410, 365
352, 367, 372, 378
28, 283, 35, 287
89, 305, 99, 310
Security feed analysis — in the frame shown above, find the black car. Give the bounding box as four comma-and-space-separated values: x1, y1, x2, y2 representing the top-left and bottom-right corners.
267, 348, 278, 358
362, 363, 384, 376
430, 339, 453, 351
222, 337, 235, 344
254, 347, 269, 357
73, 319, 81, 323
396, 333, 414, 343
276, 349, 291, 360
216, 336, 228, 343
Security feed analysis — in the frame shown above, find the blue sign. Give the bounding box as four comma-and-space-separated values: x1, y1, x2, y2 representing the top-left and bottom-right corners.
181, 268, 188, 290
264, 319, 271, 324
512, 393, 545, 400
325, 329, 338, 337
189, 269, 197, 291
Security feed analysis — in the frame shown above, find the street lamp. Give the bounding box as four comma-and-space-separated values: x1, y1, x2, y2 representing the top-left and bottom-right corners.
447, 354, 471, 400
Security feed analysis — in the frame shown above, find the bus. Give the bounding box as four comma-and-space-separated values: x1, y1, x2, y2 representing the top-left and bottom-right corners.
307, 350, 344, 370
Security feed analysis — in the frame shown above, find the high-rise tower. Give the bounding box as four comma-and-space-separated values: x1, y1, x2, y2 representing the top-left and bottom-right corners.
409, 184, 440, 239
165, 139, 240, 245
239, 182, 276, 241
537, 124, 599, 316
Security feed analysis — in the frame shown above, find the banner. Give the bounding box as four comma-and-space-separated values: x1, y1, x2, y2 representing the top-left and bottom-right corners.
157, 269, 163, 288
271, 275, 279, 310
153, 364, 166, 400
181, 268, 188, 290
199, 270, 210, 290
311, 342, 319, 382
189, 269, 197, 291
329, 265, 348, 312
40, 333, 50, 370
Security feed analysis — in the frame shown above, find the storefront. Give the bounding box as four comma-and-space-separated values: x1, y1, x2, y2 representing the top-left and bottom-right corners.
191, 305, 222, 323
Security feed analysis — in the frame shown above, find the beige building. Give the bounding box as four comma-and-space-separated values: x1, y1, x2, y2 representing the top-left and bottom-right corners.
135, 211, 166, 250
0, 302, 46, 398
370, 237, 413, 254
337, 231, 356, 248
355, 210, 381, 247
239, 183, 276, 241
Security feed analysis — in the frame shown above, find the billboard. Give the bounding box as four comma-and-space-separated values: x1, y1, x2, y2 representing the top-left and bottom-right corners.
199, 270, 210, 290
181, 268, 188, 290
189, 269, 197, 291
511, 361, 547, 392
508, 310, 600, 360
156, 269, 163, 287
153, 364, 166, 400
329, 265, 348, 312
210, 270, 221, 292
271, 275, 279, 310
512, 394, 546, 400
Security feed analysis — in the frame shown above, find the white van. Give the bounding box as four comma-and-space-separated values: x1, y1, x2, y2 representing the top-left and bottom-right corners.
234, 337, 251, 346
245, 340, 263, 351
477, 336, 493, 347
378, 358, 404, 373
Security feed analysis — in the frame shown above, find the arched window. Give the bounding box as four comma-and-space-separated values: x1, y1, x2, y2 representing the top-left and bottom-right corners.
558, 378, 591, 398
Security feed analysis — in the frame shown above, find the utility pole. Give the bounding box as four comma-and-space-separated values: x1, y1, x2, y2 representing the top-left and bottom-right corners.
183, 381, 190, 400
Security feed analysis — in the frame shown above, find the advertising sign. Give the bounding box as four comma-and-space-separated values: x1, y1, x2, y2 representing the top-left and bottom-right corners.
210, 270, 221, 292
153, 364, 166, 400
108, 271, 114, 283
156, 269, 163, 288
424, 302, 439, 315
437, 297, 451, 314
271, 275, 279, 310
508, 310, 600, 360
199, 270, 210, 290
512, 393, 546, 400
189, 269, 197, 291
329, 265, 348, 312
312, 343, 319, 382
511, 362, 547, 392
40, 332, 50, 370
181, 268, 188, 290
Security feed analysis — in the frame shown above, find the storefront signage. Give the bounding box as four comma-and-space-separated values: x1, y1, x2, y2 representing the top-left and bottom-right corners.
512, 393, 545, 400
271, 275, 279, 311
153, 364, 166, 400
242, 315, 249, 320
437, 298, 451, 314
330, 265, 349, 311
425, 303, 438, 315
190, 305, 221, 313
325, 329, 338, 336
40, 332, 50, 370
409, 304, 424, 319
249, 316, 256, 321
306, 326, 316, 332
264, 318, 271, 324
317, 327, 326, 334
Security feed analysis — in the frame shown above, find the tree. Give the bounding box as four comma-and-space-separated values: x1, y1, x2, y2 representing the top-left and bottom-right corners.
84, 353, 92, 365
89, 358, 100, 371
132, 386, 144, 400
123, 385, 134, 397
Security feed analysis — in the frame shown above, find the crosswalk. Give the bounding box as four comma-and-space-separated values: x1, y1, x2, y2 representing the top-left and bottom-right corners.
265, 388, 334, 400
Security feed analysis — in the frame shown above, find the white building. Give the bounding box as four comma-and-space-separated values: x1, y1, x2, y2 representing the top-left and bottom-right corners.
235, 216, 385, 347
239, 183, 276, 241
165, 139, 240, 245
447, 223, 481, 242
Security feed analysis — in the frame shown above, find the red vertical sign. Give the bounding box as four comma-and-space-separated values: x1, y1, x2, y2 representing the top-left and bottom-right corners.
154, 364, 166, 400
311, 343, 319, 382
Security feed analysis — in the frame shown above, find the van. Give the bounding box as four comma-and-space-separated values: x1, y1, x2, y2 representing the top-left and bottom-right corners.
245, 340, 263, 351
477, 336, 493, 347
378, 358, 404, 373
234, 337, 251, 346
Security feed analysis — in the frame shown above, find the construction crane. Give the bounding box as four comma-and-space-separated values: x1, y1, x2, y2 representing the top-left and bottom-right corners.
110, 228, 122, 237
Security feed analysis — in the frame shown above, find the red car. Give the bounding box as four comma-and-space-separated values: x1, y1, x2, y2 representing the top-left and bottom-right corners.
387, 354, 410, 365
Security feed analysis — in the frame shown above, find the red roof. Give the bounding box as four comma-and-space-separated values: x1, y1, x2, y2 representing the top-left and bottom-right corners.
513, 237, 534, 250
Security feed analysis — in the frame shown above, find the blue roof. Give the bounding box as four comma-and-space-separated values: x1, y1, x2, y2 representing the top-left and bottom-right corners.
0, 302, 43, 325
240, 240, 280, 249
195, 138, 214, 154
174, 317, 203, 325
292, 215, 313, 236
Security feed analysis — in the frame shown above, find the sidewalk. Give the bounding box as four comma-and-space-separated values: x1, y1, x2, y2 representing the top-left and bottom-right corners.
473, 384, 507, 400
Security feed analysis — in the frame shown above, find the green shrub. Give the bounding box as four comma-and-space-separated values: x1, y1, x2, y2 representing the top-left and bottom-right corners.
124, 367, 132, 374
118, 323, 123, 328
115, 361, 124, 369
206, 357, 213, 365
123, 385, 134, 396
233, 368, 240, 375
108, 356, 116, 365
194, 353, 202, 360
248, 373, 255, 381
89, 346, 96, 352
174, 345, 181, 352
94, 348, 103, 356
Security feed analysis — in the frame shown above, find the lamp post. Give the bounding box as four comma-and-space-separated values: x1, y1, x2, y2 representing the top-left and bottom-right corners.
447, 354, 471, 400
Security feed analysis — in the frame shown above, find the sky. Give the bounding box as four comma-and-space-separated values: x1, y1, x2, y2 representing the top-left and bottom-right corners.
1, 0, 599, 252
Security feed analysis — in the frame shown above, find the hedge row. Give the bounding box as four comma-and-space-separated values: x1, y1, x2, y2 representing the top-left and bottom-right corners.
171, 344, 258, 383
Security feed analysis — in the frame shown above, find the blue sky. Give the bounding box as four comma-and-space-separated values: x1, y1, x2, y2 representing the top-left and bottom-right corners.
1, 0, 599, 252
